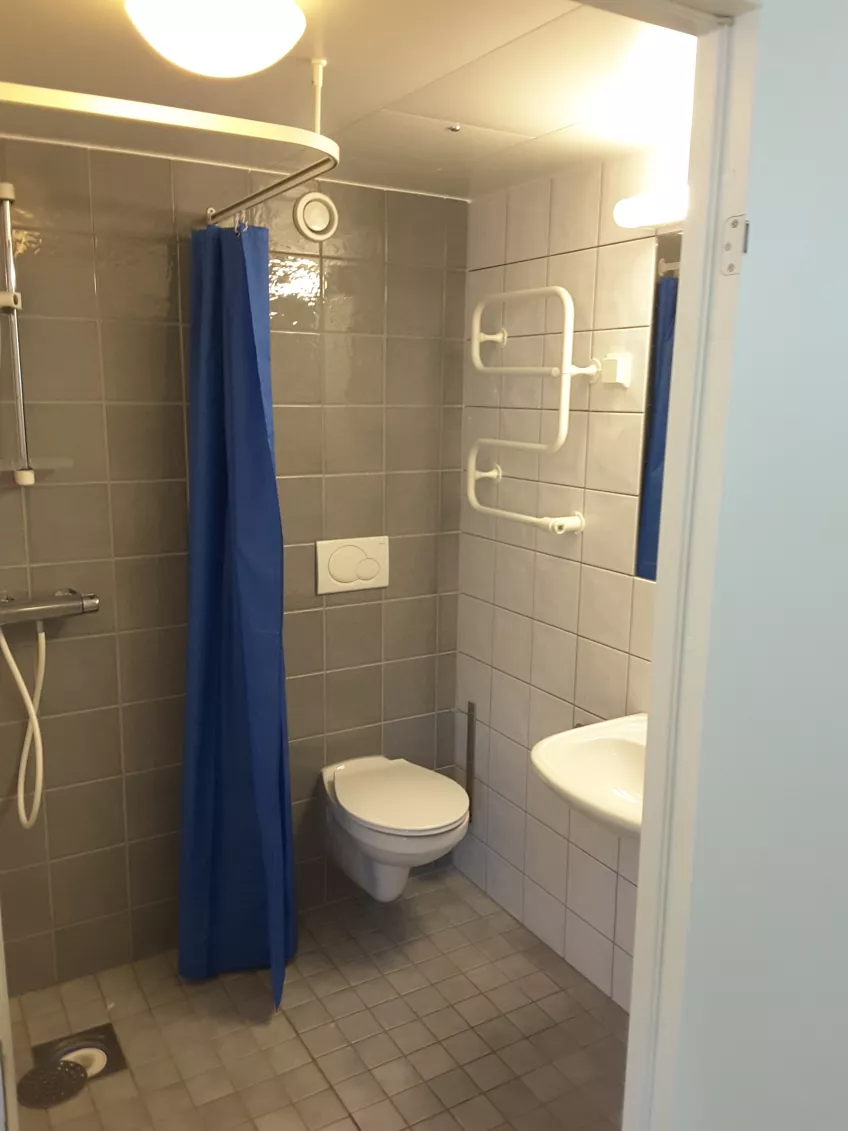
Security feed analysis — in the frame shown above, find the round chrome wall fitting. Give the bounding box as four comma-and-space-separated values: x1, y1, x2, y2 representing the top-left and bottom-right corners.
293, 191, 339, 242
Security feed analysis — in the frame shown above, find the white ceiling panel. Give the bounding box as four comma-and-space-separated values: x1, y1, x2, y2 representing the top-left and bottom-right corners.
391, 6, 648, 137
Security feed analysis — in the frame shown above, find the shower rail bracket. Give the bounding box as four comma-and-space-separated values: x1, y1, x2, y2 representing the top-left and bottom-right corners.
0, 289, 21, 312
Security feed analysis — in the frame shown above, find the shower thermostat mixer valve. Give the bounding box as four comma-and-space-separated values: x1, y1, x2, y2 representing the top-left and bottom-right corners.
0, 589, 100, 830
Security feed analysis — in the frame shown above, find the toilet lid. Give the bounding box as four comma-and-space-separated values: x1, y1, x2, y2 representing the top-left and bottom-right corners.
334, 758, 469, 836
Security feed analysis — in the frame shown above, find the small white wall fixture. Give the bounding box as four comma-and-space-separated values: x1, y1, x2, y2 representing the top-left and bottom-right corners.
467, 285, 630, 534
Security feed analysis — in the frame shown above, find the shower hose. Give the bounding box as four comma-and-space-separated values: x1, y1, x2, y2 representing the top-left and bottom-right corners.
0, 622, 46, 829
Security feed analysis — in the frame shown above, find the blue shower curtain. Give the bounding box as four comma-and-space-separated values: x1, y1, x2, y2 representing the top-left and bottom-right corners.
179, 224, 295, 1005
636, 276, 678, 581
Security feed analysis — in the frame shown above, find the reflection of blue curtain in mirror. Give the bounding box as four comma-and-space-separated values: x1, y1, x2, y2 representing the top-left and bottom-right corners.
637, 276, 678, 580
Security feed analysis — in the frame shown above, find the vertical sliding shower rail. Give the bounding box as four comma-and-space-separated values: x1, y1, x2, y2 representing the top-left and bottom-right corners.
0, 182, 34, 486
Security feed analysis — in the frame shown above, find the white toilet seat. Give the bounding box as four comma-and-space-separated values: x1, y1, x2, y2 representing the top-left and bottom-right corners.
333, 756, 469, 836
321, 756, 470, 901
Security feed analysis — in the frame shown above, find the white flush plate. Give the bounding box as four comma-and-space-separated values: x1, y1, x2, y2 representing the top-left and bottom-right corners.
315, 536, 389, 595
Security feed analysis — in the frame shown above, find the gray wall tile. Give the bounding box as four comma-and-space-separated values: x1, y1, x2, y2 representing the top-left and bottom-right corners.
50, 846, 129, 928
387, 194, 446, 268
107, 405, 187, 480
41, 707, 122, 789
383, 657, 436, 721
383, 715, 436, 768
326, 666, 383, 733
55, 912, 131, 981
326, 604, 382, 670
115, 555, 188, 631
0, 865, 52, 940
13, 232, 97, 316
131, 900, 177, 959
5, 933, 55, 995
122, 698, 184, 771
126, 767, 182, 839
129, 833, 180, 906
102, 322, 183, 402
91, 152, 175, 236
95, 236, 179, 321
284, 611, 325, 677
4, 140, 92, 232
324, 407, 384, 474
26, 485, 112, 563
38, 636, 119, 716
384, 597, 437, 661
271, 332, 321, 405
289, 737, 326, 804
274, 407, 323, 475
119, 627, 187, 702
386, 339, 443, 405
111, 482, 188, 556
387, 265, 444, 337
319, 184, 385, 261
386, 408, 441, 471
269, 253, 321, 330
323, 260, 386, 334
13, 319, 102, 402
386, 473, 439, 536
325, 475, 383, 539
278, 477, 323, 545
46, 778, 125, 858
323, 336, 384, 404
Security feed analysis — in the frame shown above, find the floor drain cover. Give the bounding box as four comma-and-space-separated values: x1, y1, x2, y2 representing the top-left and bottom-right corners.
31, 1022, 127, 1083
18, 1061, 87, 1109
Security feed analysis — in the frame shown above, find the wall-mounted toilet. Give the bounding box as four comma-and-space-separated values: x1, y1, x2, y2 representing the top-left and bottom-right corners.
321, 756, 470, 901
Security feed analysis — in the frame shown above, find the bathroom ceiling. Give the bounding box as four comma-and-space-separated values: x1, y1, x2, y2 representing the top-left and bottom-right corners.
0, 0, 751, 196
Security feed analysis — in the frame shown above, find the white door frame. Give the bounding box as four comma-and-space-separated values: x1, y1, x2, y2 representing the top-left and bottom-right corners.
611, 7, 759, 1131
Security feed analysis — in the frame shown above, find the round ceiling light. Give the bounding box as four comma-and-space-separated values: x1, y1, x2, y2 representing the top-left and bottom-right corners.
125, 0, 306, 78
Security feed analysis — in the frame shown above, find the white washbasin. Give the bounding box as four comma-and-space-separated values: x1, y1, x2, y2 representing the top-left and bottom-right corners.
530, 714, 647, 837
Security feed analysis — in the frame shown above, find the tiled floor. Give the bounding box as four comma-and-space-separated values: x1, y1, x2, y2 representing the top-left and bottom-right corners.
11, 868, 628, 1131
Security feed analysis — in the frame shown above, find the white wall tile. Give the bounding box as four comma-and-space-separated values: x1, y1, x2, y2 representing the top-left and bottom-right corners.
499, 407, 541, 481
630, 578, 655, 660
492, 607, 532, 682
453, 832, 487, 889
589, 326, 650, 413
574, 637, 628, 719
617, 835, 640, 884
567, 845, 617, 939
463, 407, 500, 466
494, 543, 535, 616
585, 413, 644, 495
569, 809, 619, 871
533, 552, 579, 632
550, 162, 602, 255
465, 265, 505, 334
581, 490, 638, 574
615, 876, 637, 955
578, 565, 634, 652
487, 848, 524, 920
490, 669, 530, 745
526, 764, 570, 837
458, 594, 494, 664
611, 947, 633, 1011
542, 331, 591, 412
546, 249, 596, 333
456, 652, 492, 724
470, 779, 489, 843
489, 731, 529, 810
501, 336, 543, 409
468, 191, 507, 270
459, 533, 496, 603
464, 353, 501, 409
574, 707, 603, 726
504, 258, 548, 337
529, 687, 574, 748
536, 485, 584, 562
595, 238, 656, 330
488, 789, 527, 870
506, 178, 551, 263
599, 151, 657, 247
461, 479, 496, 539
525, 815, 568, 902
496, 479, 538, 550
626, 656, 652, 714
523, 879, 566, 956
539, 410, 587, 488
565, 910, 613, 995
454, 711, 490, 783
531, 621, 577, 702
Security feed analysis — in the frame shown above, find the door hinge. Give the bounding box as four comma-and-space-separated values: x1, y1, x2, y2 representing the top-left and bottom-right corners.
720, 215, 749, 276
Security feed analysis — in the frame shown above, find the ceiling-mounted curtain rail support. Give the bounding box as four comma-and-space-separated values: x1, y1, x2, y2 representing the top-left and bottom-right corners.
207, 58, 338, 226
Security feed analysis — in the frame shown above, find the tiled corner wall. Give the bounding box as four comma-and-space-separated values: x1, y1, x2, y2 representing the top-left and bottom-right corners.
0, 136, 466, 994
451, 154, 660, 1012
